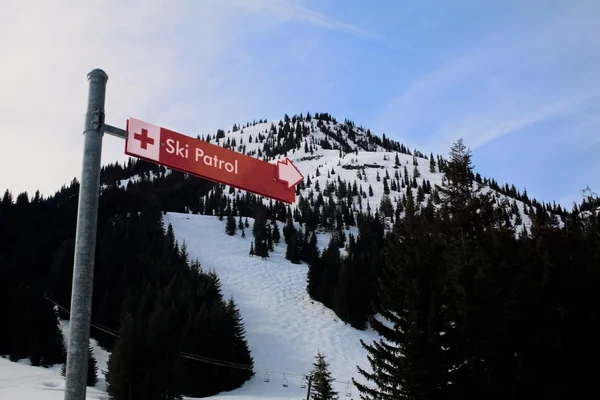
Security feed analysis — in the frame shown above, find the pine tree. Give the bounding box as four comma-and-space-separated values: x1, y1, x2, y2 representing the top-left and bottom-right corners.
266, 222, 274, 252
355, 189, 452, 400
272, 220, 281, 244
254, 236, 268, 258
226, 210, 236, 236
8, 286, 65, 366
416, 185, 425, 203
306, 249, 324, 301
225, 296, 254, 385
143, 299, 183, 399
317, 235, 342, 306
179, 241, 189, 264
87, 345, 99, 387
283, 214, 296, 244
379, 194, 394, 220
429, 152, 436, 173
436, 138, 478, 220
63, 344, 98, 387
435, 138, 506, 397
310, 351, 338, 400
106, 313, 138, 399
383, 178, 390, 195
252, 210, 269, 258
285, 230, 301, 264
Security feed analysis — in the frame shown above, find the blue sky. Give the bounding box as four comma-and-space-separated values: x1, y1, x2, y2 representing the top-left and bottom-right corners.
1, 0, 598, 207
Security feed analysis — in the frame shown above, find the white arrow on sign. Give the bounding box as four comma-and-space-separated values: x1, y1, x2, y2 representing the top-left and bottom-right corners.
275, 158, 304, 190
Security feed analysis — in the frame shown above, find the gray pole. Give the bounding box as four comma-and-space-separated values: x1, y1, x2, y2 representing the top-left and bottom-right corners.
64, 69, 108, 400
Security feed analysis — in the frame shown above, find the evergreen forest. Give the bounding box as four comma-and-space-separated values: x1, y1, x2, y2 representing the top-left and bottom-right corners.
0, 165, 254, 399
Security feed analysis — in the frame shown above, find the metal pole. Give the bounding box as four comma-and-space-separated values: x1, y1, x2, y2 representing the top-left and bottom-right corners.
64, 69, 108, 400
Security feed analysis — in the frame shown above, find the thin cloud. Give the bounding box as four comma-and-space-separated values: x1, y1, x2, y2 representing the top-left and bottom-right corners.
233, 0, 439, 63
234, 0, 380, 39
0, 0, 255, 197
273, 0, 380, 38
373, 1, 600, 154
439, 89, 600, 150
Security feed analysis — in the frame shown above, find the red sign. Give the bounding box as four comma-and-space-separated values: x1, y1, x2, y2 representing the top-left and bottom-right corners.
125, 117, 303, 204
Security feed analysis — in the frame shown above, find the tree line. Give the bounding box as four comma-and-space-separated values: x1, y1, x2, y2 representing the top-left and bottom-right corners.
0, 173, 253, 399
350, 139, 599, 399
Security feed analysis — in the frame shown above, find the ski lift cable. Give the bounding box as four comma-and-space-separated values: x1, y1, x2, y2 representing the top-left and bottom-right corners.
38, 288, 357, 383
180, 352, 255, 370
181, 353, 254, 370
39, 290, 255, 371
44, 293, 120, 336
180, 351, 252, 367
179, 351, 251, 366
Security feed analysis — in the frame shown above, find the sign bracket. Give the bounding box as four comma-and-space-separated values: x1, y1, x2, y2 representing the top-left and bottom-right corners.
103, 124, 128, 139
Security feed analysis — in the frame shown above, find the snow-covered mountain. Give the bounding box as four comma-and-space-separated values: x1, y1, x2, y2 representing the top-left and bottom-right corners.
1, 112, 575, 399
119, 112, 565, 233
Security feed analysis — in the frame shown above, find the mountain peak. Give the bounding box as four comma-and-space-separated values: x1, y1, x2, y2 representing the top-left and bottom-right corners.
185, 112, 565, 233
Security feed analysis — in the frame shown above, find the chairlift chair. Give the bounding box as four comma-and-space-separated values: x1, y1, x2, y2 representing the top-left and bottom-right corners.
300, 375, 307, 389
345, 381, 352, 397
264, 369, 270, 383
282, 373, 289, 387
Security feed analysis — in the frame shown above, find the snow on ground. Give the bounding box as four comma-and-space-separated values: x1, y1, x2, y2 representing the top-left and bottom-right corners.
165, 212, 379, 399
0, 212, 380, 399
0, 357, 108, 400
0, 320, 112, 399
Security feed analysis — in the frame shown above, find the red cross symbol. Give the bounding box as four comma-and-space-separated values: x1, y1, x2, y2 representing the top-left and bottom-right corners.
134, 128, 154, 149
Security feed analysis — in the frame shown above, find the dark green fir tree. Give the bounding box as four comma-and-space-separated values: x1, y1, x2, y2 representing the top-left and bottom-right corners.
354, 183, 452, 399
62, 344, 98, 387
310, 351, 338, 400
226, 210, 237, 236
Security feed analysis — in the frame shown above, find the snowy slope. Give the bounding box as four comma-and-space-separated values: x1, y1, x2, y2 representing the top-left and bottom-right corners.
164, 213, 377, 399
0, 212, 378, 399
